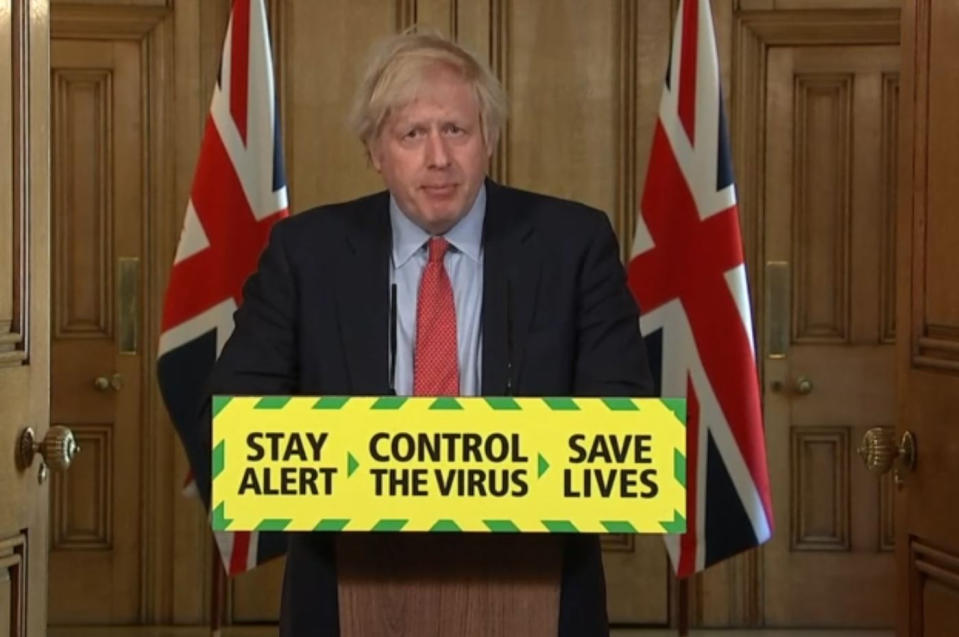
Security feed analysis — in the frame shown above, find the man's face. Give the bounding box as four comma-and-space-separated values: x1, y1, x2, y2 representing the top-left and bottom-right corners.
370, 67, 490, 235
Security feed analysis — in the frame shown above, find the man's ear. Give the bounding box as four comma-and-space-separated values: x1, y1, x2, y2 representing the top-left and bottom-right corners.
368, 139, 383, 173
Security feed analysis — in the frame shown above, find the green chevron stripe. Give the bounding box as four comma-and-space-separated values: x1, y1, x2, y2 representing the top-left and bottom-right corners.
601, 521, 638, 533
659, 510, 686, 534
212, 502, 231, 531
661, 398, 687, 425
372, 396, 407, 409
256, 518, 291, 531
347, 452, 359, 477
372, 519, 408, 531
212, 441, 225, 481
674, 449, 686, 488
430, 519, 462, 532
542, 520, 578, 533
538, 453, 550, 478
211, 396, 232, 418
601, 397, 639, 411
485, 397, 521, 410
313, 396, 349, 409
314, 519, 350, 531
429, 397, 462, 410
255, 396, 291, 409
484, 520, 519, 532
543, 397, 579, 410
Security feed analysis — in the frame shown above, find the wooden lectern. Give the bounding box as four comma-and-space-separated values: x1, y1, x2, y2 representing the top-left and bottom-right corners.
336, 534, 563, 636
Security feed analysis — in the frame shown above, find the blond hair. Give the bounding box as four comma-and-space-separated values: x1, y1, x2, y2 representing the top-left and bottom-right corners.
350, 30, 507, 156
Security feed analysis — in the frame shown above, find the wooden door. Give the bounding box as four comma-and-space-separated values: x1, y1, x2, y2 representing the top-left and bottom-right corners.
0, 1, 52, 636
895, 1, 959, 634
762, 42, 899, 625
47, 35, 146, 625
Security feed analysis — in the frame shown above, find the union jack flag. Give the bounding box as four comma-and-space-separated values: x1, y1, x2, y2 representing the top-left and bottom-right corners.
157, 0, 287, 575
627, 0, 773, 577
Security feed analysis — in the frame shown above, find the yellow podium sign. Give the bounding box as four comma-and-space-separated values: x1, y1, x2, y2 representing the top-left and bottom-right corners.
211, 396, 686, 534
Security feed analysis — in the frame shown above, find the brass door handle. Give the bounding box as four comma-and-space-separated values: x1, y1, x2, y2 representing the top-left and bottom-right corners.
770, 376, 814, 395
17, 425, 80, 483
94, 373, 124, 392
858, 427, 916, 487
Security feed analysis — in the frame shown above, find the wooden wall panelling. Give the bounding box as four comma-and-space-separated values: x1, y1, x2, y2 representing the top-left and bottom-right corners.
4, 0, 52, 633
0, 0, 16, 361
684, 2, 759, 626
168, 0, 220, 624
0, 536, 26, 637
123, 0, 903, 629
51, 0, 169, 6
913, 0, 959, 372
281, 0, 392, 217
0, 0, 35, 368
416, 0, 457, 38
738, 0, 900, 10
909, 542, 959, 631
897, 4, 959, 633
226, 0, 396, 624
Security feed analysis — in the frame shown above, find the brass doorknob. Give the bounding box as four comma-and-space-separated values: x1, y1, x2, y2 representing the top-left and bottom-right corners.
858, 427, 915, 485
17, 425, 80, 473
94, 373, 123, 392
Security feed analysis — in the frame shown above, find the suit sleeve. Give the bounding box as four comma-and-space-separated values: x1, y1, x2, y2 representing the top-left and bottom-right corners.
572, 212, 655, 398
186, 220, 300, 507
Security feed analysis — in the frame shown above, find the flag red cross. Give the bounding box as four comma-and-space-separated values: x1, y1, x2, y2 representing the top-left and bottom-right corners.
160, 118, 283, 332
629, 123, 771, 523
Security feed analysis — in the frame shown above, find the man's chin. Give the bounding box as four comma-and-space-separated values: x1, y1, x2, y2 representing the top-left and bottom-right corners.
418, 210, 463, 234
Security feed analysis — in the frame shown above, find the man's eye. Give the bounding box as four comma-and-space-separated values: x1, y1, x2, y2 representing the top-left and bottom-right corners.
445, 125, 464, 135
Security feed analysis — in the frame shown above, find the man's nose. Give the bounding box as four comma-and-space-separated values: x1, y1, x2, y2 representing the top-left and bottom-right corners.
425, 131, 451, 168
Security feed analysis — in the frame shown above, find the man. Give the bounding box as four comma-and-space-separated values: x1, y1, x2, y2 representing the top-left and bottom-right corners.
189, 31, 654, 636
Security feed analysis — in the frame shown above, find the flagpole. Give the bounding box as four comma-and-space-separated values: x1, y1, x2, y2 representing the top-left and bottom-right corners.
677, 577, 689, 636
211, 534, 224, 637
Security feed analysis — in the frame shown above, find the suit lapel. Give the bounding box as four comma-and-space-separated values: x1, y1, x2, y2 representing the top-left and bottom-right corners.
335, 194, 392, 395
482, 181, 541, 395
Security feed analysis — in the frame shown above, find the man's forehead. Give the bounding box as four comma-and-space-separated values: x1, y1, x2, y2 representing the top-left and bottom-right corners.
386, 87, 480, 124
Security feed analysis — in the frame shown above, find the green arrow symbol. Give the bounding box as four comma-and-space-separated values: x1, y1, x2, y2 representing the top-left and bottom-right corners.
537, 453, 550, 478
212, 502, 232, 530
347, 452, 359, 477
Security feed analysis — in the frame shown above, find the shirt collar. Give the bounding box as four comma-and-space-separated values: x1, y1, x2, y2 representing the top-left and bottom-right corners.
390, 184, 486, 268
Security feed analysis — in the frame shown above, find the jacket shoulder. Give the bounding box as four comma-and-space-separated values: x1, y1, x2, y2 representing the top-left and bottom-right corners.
269, 190, 389, 248
492, 183, 609, 233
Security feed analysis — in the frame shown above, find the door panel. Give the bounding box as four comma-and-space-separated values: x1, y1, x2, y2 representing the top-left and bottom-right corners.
0, 1, 51, 636
897, 2, 959, 635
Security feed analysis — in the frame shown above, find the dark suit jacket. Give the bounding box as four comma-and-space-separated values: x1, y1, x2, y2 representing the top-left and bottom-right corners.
189, 180, 655, 636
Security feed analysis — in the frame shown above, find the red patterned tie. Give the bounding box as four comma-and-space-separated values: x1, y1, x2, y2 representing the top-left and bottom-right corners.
413, 237, 459, 396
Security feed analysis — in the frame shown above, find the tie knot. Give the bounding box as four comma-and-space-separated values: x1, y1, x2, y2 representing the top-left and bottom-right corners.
427, 237, 450, 263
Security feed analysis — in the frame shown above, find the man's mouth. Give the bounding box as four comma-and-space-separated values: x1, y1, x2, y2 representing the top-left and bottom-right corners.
421, 184, 458, 198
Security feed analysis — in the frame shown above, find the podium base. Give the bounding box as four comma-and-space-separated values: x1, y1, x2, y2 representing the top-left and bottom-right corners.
336, 534, 562, 636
